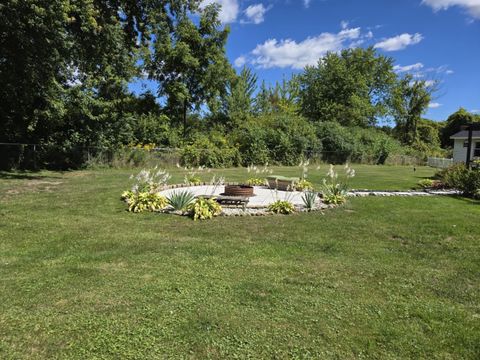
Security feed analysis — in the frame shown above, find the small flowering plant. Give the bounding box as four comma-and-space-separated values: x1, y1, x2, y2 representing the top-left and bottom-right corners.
320, 164, 355, 205
122, 167, 171, 213
130, 167, 171, 193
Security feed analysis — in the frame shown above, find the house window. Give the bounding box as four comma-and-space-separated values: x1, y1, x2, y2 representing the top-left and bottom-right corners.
474, 142, 480, 157
463, 140, 469, 147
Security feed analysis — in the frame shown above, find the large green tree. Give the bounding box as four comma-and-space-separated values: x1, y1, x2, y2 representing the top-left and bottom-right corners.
223, 66, 258, 128
0, 0, 141, 144
298, 47, 396, 127
145, 2, 233, 138
391, 75, 435, 145
440, 108, 479, 148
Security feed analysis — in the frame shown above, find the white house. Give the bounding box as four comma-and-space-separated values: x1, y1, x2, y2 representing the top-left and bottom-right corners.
450, 130, 480, 163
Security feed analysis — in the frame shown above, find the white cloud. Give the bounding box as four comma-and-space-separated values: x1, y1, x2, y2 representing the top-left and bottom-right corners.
200, 0, 239, 23
243, 4, 270, 24
234, 56, 247, 68
471, 109, 480, 113
393, 63, 425, 73
424, 80, 437, 87
246, 28, 362, 69
429, 102, 442, 108
374, 33, 423, 51
422, 0, 480, 19
304, 0, 312, 8
340, 20, 349, 29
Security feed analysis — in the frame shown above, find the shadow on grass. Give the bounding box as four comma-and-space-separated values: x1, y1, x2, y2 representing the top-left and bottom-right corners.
449, 195, 480, 205
0, 171, 62, 181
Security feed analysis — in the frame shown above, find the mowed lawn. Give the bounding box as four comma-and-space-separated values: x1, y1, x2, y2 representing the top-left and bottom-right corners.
0, 166, 479, 358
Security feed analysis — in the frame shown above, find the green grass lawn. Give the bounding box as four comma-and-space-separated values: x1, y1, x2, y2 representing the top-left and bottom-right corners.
0, 166, 479, 358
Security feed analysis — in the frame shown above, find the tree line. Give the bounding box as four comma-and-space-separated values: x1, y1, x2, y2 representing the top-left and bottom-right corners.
1, 0, 478, 169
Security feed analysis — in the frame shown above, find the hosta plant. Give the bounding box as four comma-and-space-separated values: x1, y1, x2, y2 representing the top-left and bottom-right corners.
246, 177, 267, 186
268, 200, 296, 215
188, 197, 222, 220
295, 179, 314, 191
167, 190, 196, 211
184, 174, 202, 186
127, 192, 168, 213
418, 179, 435, 188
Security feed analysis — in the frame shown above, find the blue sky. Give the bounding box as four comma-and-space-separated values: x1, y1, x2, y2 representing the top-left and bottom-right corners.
131, 0, 480, 121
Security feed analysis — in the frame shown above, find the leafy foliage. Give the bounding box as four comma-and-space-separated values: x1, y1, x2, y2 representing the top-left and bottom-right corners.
295, 179, 314, 191
440, 108, 480, 148
167, 190, 196, 211
188, 197, 222, 220
234, 113, 320, 165
124, 192, 168, 213
246, 178, 267, 186
268, 200, 296, 215
301, 191, 318, 211
418, 179, 435, 188
299, 47, 396, 127
438, 164, 480, 198
320, 164, 355, 205
390, 75, 435, 145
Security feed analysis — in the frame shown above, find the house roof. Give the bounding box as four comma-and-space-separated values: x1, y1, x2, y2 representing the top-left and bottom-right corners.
450, 130, 480, 139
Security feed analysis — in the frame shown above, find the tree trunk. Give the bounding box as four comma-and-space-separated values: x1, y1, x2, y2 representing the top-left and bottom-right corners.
183, 99, 187, 140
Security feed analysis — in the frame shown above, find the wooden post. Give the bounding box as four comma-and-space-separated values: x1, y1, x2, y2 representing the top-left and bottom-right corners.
466, 126, 473, 169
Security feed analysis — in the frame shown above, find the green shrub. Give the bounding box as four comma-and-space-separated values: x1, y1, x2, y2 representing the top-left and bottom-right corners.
437, 164, 468, 188
188, 197, 222, 220
181, 135, 241, 168
125, 192, 168, 213
184, 174, 202, 186
438, 164, 480, 198
167, 190, 196, 211
268, 200, 296, 214
234, 114, 320, 166
246, 177, 267, 186
294, 179, 314, 191
418, 179, 435, 188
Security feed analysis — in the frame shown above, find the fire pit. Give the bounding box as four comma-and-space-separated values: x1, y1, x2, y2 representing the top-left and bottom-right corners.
223, 185, 255, 197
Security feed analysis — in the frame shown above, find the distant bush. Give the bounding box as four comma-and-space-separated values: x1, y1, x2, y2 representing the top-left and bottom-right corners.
181, 134, 241, 168
437, 164, 480, 198
316, 122, 404, 164
233, 114, 320, 166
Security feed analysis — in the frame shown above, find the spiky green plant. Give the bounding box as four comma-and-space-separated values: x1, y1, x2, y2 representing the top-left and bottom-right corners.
167, 190, 196, 211
301, 191, 318, 211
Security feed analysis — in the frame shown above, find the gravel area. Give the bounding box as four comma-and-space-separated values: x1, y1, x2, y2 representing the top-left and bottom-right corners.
159, 185, 312, 208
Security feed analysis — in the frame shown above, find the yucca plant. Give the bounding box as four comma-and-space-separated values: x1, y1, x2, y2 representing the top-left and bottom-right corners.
301, 191, 318, 211
320, 164, 355, 205
167, 190, 196, 211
